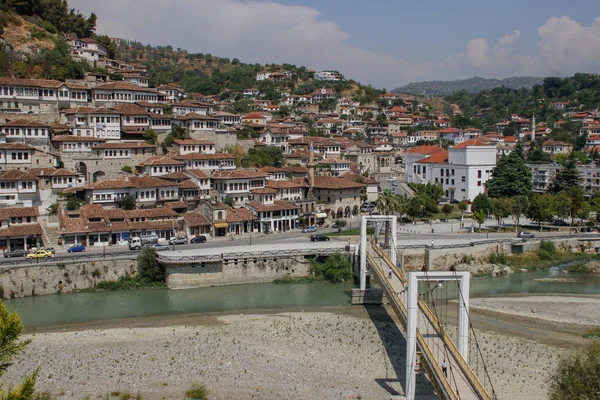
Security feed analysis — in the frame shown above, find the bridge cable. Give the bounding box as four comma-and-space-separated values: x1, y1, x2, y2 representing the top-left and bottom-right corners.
451, 268, 498, 400
422, 273, 462, 399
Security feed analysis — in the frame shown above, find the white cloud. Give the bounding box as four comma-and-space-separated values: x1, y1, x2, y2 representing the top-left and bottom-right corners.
446, 29, 522, 70
69, 0, 436, 87
448, 16, 600, 77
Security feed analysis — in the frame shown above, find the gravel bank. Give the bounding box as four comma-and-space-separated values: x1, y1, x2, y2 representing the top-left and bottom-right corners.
1, 307, 566, 400
470, 295, 600, 326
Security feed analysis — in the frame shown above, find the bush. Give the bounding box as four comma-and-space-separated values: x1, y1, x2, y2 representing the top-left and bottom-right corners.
311, 253, 352, 283
121, 165, 133, 173
549, 341, 600, 399
185, 384, 208, 399
137, 247, 164, 282
488, 252, 508, 264
538, 240, 557, 260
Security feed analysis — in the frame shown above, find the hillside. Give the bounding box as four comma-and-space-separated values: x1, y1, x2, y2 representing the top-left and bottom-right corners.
393, 76, 544, 96
114, 40, 384, 103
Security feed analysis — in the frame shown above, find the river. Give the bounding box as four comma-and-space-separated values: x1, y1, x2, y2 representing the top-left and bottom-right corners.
5, 268, 600, 329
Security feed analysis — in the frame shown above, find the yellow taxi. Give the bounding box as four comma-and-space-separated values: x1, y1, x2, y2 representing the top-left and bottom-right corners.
25, 249, 53, 259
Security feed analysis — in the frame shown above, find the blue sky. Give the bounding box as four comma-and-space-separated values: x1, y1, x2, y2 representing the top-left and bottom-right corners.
71, 0, 600, 88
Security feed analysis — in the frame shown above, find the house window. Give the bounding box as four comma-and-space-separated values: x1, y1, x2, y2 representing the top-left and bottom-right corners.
461, 176, 466, 182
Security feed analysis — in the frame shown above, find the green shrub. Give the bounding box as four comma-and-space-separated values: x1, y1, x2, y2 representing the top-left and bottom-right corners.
537, 240, 557, 260
310, 253, 352, 283
488, 252, 508, 264
121, 165, 133, 173
185, 384, 208, 399
29, 26, 47, 40
41, 20, 57, 34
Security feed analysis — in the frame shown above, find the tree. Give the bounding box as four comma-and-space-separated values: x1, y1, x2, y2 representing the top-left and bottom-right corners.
490, 198, 510, 229
457, 200, 468, 227
527, 141, 552, 164
486, 152, 532, 198
549, 152, 582, 194
549, 341, 600, 400
472, 193, 492, 215
554, 191, 571, 225
473, 209, 486, 231
223, 197, 235, 207
441, 204, 454, 222
225, 144, 246, 168
526, 193, 555, 230
144, 129, 158, 145
510, 195, 529, 232
360, 187, 368, 204
406, 196, 423, 223
0, 300, 38, 398
137, 247, 164, 282
120, 194, 136, 210
334, 218, 347, 232
376, 189, 402, 247
245, 146, 283, 167
311, 253, 352, 283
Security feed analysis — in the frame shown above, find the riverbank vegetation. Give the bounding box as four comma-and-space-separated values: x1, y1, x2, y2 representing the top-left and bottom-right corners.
550, 341, 600, 400
309, 253, 353, 283
93, 248, 167, 291
0, 300, 38, 396
485, 240, 598, 273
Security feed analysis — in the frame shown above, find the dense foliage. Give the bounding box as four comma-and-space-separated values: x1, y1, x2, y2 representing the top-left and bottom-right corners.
311, 253, 352, 283
0, 0, 96, 37
0, 300, 38, 398
486, 151, 532, 198
445, 74, 600, 145
549, 341, 600, 400
245, 146, 283, 168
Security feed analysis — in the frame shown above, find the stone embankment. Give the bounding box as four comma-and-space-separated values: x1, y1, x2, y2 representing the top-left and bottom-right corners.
0, 259, 136, 299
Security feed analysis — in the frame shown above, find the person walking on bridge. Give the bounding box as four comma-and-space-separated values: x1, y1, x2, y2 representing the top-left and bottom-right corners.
388, 267, 393, 279
441, 359, 447, 377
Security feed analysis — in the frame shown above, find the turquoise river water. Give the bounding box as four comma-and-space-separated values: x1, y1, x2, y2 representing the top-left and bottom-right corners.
4, 268, 600, 329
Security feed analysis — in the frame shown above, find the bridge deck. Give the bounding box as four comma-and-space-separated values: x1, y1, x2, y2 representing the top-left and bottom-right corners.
366, 243, 490, 400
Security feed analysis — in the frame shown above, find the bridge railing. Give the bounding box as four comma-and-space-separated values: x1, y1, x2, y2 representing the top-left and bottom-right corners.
366, 251, 458, 400
369, 242, 491, 400
158, 247, 348, 263
0, 251, 139, 268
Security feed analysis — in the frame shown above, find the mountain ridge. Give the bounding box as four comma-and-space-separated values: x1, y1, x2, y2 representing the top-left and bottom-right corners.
393, 76, 545, 96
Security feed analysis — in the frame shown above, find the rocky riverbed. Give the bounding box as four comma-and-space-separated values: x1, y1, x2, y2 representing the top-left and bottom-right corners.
0, 304, 572, 400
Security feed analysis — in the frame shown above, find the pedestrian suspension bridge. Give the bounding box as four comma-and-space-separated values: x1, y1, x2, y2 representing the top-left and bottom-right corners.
358, 215, 497, 400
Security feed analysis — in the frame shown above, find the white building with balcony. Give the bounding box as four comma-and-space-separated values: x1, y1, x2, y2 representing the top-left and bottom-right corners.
136, 155, 185, 177
0, 170, 39, 206
61, 107, 122, 139
411, 140, 497, 201
211, 170, 269, 206
172, 139, 216, 155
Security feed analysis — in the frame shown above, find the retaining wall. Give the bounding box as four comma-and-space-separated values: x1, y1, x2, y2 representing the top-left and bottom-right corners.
165, 257, 311, 289
0, 259, 137, 299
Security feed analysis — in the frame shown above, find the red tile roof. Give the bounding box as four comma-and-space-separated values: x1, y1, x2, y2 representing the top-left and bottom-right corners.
0, 170, 37, 181
312, 176, 365, 189
0, 207, 39, 219
404, 145, 445, 155
82, 176, 177, 190
0, 119, 50, 128
182, 212, 210, 227
418, 150, 449, 164
136, 155, 184, 167
246, 200, 299, 212
210, 170, 268, 180
452, 139, 494, 148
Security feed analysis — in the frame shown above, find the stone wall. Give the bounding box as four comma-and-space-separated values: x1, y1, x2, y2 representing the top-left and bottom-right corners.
165, 257, 311, 289
399, 238, 600, 271
0, 258, 137, 299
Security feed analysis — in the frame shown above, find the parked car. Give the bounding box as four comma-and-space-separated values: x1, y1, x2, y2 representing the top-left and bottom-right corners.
44, 247, 56, 256
517, 231, 535, 239
310, 234, 330, 242
3, 249, 27, 258
387, 176, 397, 182
168, 236, 188, 245
439, 197, 449, 203
302, 226, 318, 233
190, 235, 207, 244
450, 199, 460, 204
67, 243, 85, 253
151, 243, 170, 251
26, 249, 53, 259
392, 181, 398, 186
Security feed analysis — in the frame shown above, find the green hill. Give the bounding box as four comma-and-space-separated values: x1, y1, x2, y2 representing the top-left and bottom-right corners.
393, 76, 544, 96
